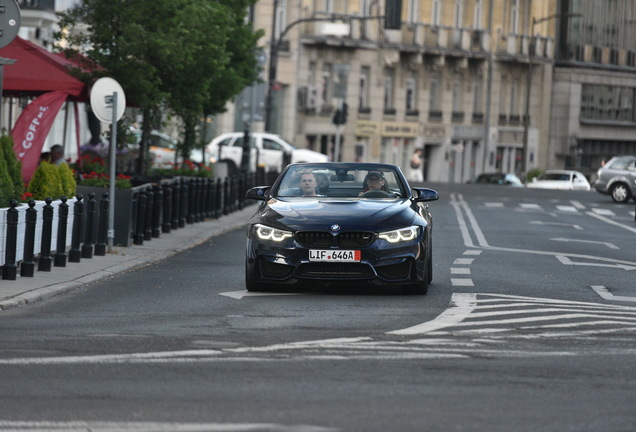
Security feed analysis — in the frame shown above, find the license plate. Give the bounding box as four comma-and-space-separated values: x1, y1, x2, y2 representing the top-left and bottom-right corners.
309, 249, 361, 262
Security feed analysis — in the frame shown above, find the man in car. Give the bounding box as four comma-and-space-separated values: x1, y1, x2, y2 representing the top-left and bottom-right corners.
299, 171, 319, 197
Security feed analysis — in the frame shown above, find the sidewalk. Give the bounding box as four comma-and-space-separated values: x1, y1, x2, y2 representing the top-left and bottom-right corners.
0, 206, 257, 311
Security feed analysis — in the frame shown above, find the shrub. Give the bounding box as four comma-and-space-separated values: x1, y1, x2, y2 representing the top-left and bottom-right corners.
27, 162, 64, 200
0, 135, 23, 201
58, 162, 77, 198
0, 150, 14, 207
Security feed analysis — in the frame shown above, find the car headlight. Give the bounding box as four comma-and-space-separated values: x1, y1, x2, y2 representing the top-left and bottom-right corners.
254, 224, 293, 242
378, 226, 420, 243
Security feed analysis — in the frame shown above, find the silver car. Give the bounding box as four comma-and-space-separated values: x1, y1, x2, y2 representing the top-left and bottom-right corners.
594, 156, 636, 203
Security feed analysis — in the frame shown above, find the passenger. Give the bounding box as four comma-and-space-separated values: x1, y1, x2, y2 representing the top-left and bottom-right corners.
359, 171, 389, 196
315, 172, 330, 195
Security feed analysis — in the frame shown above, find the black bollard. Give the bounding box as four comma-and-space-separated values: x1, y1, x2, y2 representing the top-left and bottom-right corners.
54, 196, 69, 267
215, 178, 222, 219
2, 200, 19, 280
152, 185, 162, 238
187, 179, 196, 224
179, 181, 188, 228
162, 184, 172, 234
171, 182, 180, 230
144, 187, 154, 241
68, 194, 84, 263
38, 197, 54, 272
20, 200, 37, 277
94, 192, 109, 256
81, 192, 96, 259
134, 192, 147, 245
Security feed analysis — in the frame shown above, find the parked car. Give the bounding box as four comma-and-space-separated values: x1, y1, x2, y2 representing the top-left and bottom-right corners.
244, 162, 439, 294
526, 170, 591, 191
206, 132, 328, 173
469, 172, 523, 187
593, 155, 636, 203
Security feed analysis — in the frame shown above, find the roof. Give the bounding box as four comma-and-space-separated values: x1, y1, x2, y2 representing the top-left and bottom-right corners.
0, 36, 87, 99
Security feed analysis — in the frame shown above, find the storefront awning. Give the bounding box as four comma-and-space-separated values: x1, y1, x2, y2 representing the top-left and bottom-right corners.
0, 36, 87, 99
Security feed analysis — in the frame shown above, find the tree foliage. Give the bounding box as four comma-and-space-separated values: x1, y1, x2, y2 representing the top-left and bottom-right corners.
55, 0, 262, 172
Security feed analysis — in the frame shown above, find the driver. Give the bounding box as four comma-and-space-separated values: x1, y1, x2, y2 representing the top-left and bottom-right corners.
359, 171, 388, 196
298, 171, 320, 196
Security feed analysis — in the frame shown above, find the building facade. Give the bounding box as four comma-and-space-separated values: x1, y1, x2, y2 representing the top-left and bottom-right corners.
217, 0, 560, 182
550, 0, 636, 180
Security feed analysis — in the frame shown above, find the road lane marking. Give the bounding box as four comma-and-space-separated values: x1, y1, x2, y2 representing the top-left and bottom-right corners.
591, 208, 616, 217
556, 205, 579, 213
0, 421, 337, 432
592, 285, 636, 303
586, 211, 636, 234
529, 221, 583, 230
451, 268, 471, 274
463, 250, 482, 256
556, 255, 636, 271
451, 278, 475, 287
220, 290, 305, 299
388, 293, 477, 335
453, 258, 474, 265
550, 238, 619, 249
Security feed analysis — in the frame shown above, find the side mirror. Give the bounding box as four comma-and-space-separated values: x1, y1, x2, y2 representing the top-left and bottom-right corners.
412, 187, 439, 202
245, 186, 270, 201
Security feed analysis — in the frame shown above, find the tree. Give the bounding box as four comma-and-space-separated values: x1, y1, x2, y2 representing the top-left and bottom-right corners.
55, 0, 262, 173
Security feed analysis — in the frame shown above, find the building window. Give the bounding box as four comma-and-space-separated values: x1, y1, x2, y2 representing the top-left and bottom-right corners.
581, 84, 636, 123
321, 63, 332, 107
318, 0, 333, 13
473, 0, 483, 29
454, 0, 464, 28
429, 74, 441, 112
359, 66, 370, 110
384, 68, 395, 112
406, 72, 417, 112
432, 0, 441, 26
408, 0, 419, 24
509, 79, 519, 116
452, 77, 463, 112
510, 0, 519, 34
274, 0, 287, 40
472, 79, 482, 114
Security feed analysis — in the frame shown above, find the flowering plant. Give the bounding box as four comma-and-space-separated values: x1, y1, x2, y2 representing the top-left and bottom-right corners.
79, 172, 132, 189
75, 154, 107, 175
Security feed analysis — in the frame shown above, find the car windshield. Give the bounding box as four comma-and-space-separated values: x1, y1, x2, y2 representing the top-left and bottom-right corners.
274, 163, 407, 198
540, 172, 571, 181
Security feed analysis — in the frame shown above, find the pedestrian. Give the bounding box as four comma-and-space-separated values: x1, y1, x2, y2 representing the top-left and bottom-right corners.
409, 149, 423, 182
39, 151, 51, 164
50, 144, 66, 165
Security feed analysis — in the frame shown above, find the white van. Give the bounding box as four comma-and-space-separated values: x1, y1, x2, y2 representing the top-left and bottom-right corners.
205, 132, 328, 173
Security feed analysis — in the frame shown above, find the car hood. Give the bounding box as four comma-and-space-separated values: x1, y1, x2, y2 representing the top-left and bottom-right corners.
254, 198, 420, 231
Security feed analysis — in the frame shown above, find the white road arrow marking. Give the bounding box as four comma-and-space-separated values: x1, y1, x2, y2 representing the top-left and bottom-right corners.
592, 286, 636, 303
530, 221, 583, 230
550, 238, 619, 249
220, 290, 305, 299
556, 255, 636, 271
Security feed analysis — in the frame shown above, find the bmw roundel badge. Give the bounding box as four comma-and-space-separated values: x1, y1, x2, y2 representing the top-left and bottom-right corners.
330, 224, 341, 232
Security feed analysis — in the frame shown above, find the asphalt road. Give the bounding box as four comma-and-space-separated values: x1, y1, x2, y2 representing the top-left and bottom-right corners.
0, 183, 634, 432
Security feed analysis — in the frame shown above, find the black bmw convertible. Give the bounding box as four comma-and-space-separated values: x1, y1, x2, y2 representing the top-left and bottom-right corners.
245, 162, 439, 294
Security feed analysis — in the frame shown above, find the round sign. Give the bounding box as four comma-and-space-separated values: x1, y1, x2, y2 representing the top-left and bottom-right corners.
90, 77, 126, 124
0, 0, 21, 50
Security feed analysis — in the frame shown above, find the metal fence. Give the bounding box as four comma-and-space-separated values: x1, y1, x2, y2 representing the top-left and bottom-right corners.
0, 169, 277, 281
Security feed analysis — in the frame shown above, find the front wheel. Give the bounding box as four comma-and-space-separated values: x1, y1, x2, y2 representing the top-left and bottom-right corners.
610, 183, 632, 203
402, 263, 429, 295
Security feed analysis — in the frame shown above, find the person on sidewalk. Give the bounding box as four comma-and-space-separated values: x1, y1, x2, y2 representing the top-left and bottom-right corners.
50, 144, 66, 165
